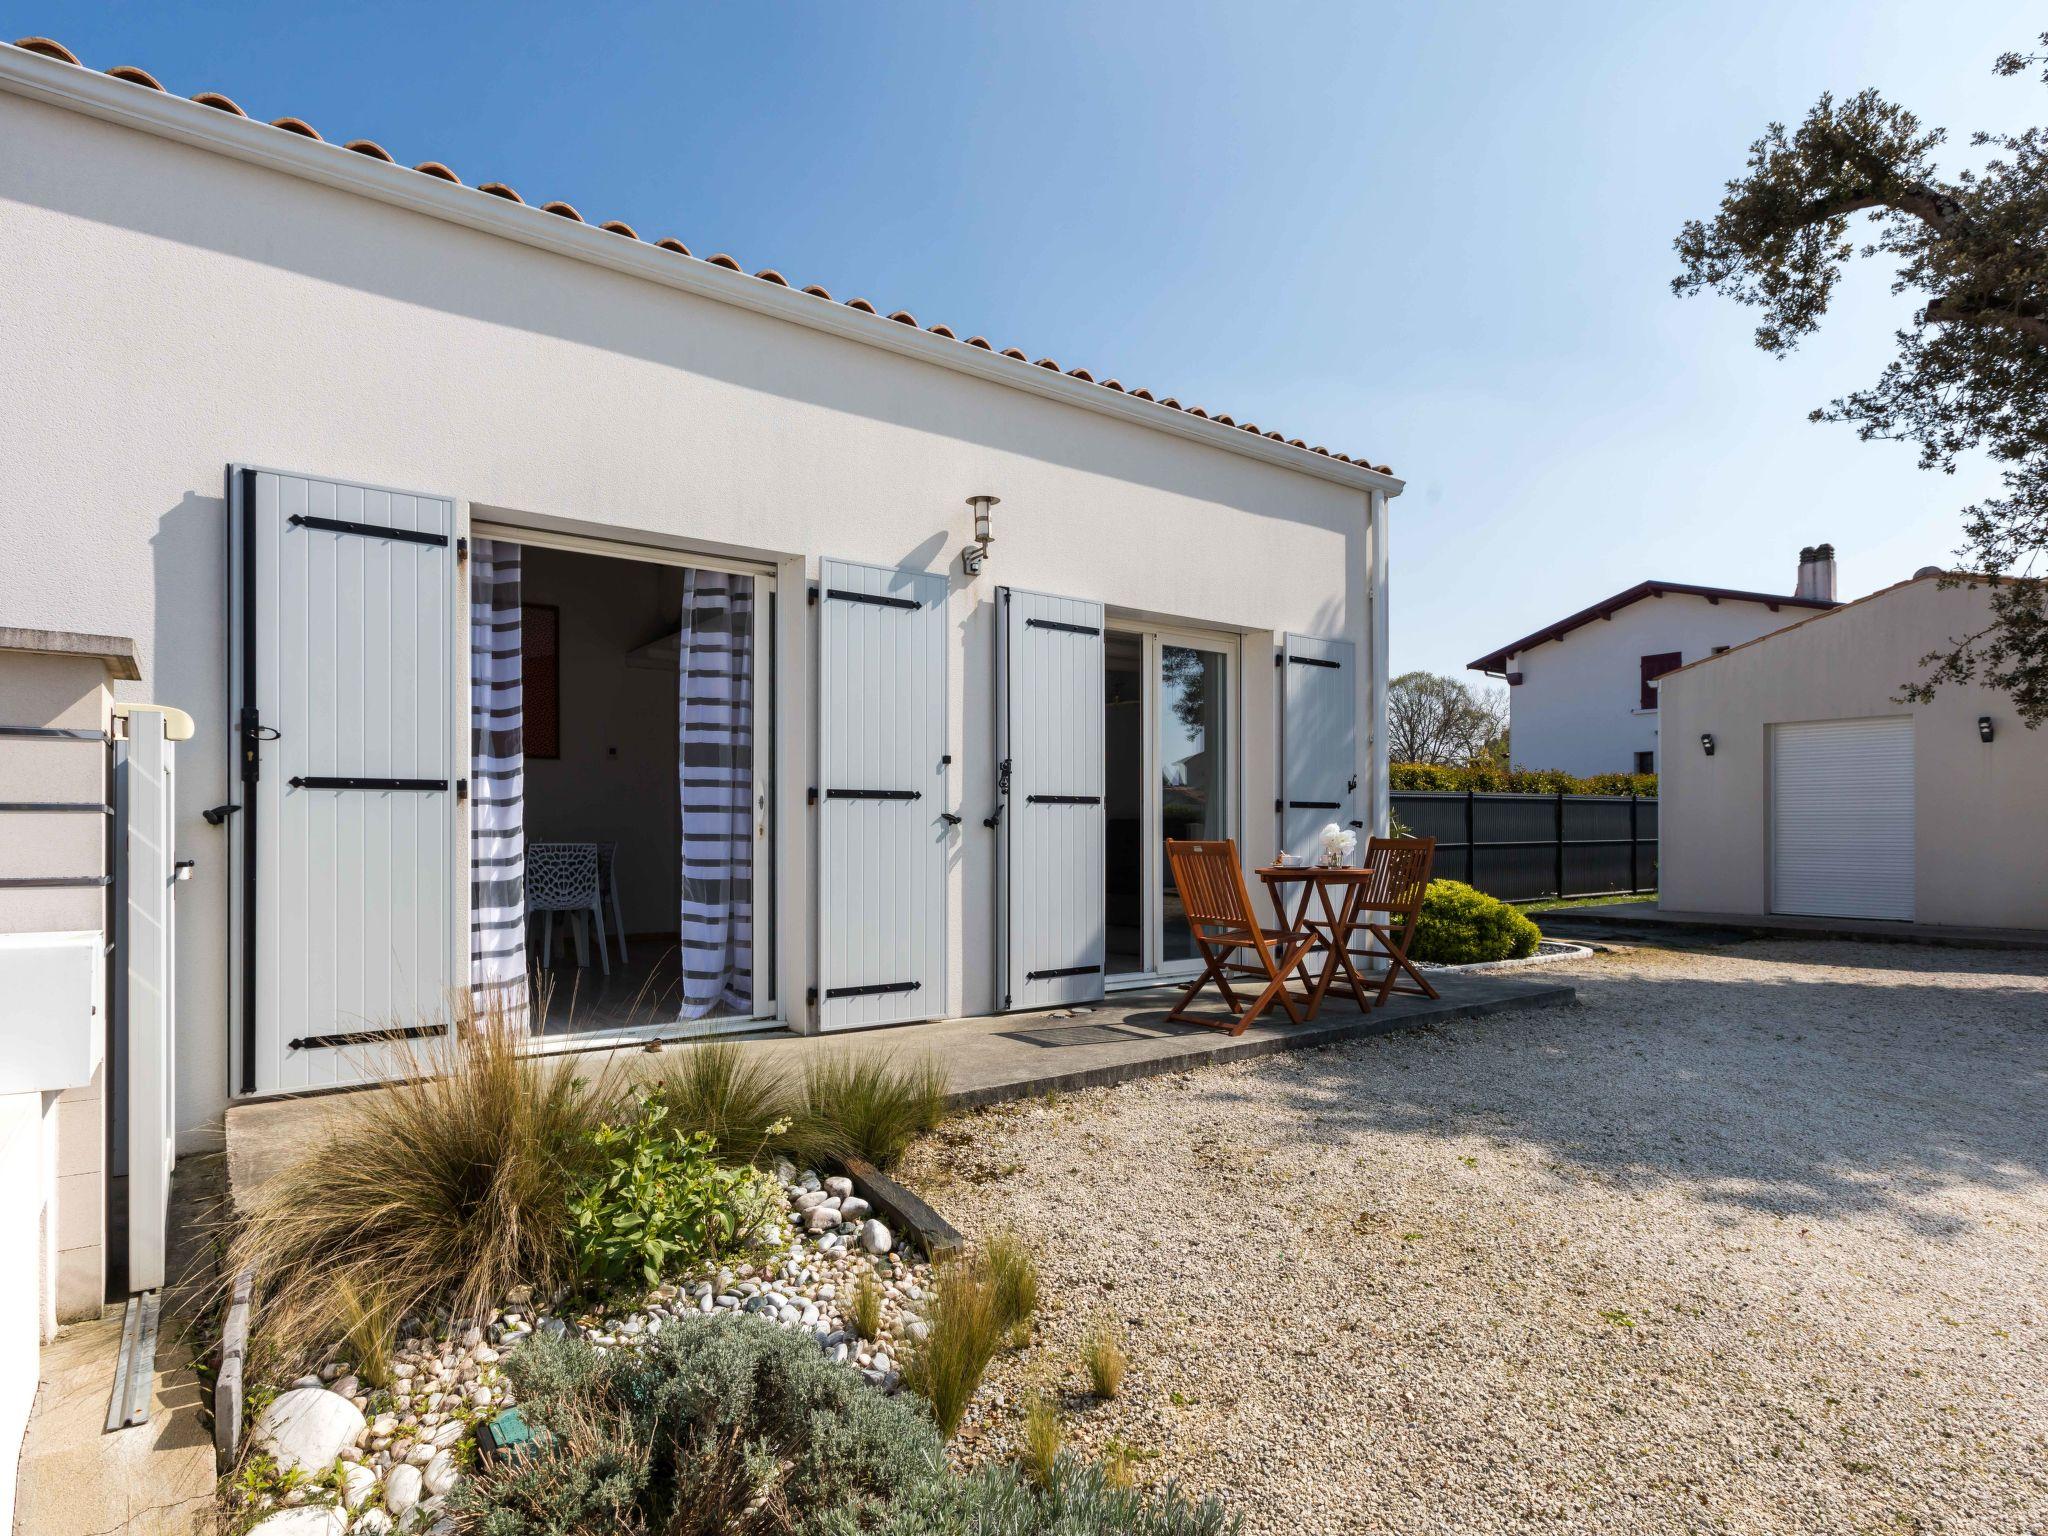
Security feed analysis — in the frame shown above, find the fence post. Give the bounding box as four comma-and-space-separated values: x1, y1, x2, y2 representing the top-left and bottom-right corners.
1465, 789, 1476, 884
1553, 790, 1566, 899
1628, 792, 1639, 894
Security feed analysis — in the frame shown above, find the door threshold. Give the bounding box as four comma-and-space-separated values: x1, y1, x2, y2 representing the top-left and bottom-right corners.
521, 1013, 788, 1057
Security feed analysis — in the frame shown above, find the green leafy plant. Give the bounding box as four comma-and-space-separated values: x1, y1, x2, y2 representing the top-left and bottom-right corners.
801, 1052, 948, 1169
565, 1096, 781, 1291
1391, 762, 1656, 797
1084, 1322, 1127, 1400
1019, 1395, 1065, 1489
1409, 880, 1542, 965
226, 1014, 615, 1365
851, 1267, 884, 1342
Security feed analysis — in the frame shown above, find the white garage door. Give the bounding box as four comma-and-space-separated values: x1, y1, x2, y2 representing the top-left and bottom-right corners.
1771, 717, 1915, 920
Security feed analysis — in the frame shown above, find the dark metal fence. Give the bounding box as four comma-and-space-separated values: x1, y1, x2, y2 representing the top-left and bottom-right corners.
1391, 791, 1658, 903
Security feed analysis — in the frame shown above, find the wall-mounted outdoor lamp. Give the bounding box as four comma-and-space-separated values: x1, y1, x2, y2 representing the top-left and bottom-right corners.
961, 493, 1000, 576
1978, 715, 1995, 743
1699, 733, 1715, 756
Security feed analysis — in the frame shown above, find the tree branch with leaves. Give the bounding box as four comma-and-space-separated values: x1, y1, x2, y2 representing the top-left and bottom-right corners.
1674, 32, 2048, 723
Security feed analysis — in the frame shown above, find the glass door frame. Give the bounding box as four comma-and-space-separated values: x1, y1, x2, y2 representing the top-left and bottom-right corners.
468, 520, 778, 1046
1107, 621, 1243, 989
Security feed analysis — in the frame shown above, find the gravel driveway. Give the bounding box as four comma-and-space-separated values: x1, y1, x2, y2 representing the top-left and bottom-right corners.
898, 939, 2048, 1536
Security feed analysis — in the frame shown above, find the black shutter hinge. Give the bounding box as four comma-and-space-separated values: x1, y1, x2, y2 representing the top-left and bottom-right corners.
807, 584, 818, 606
458, 778, 469, 802
806, 986, 818, 1006
808, 786, 818, 805
457, 536, 469, 564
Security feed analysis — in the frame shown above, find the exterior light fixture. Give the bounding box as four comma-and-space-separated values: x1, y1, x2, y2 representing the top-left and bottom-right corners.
1978, 715, 1995, 743
1699, 733, 1715, 756
962, 493, 1000, 576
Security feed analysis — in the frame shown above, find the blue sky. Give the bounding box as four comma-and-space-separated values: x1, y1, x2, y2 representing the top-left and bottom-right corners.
17, 1, 2040, 678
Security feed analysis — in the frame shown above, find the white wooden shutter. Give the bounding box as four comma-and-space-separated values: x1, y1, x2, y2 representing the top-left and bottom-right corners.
118, 709, 175, 1291
230, 468, 460, 1094
815, 559, 948, 1030
1280, 633, 1359, 862
996, 588, 1106, 1011
1771, 717, 1915, 920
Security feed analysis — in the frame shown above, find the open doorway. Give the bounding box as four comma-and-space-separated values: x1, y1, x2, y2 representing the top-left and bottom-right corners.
1102, 625, 1235, 982
468, 535, 769, 1039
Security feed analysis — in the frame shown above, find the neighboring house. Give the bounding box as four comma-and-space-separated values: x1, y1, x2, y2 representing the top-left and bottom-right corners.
0, 38, 1399, 1173
1469, 548, 1841, 776
1656, 573, 2046, 931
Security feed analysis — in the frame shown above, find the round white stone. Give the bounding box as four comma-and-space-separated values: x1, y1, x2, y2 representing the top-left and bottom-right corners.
860, 1219, 893, 1254
253, 1388, 367, 1478
384, 1463, 423, 1515
243, 1508, 345, 1536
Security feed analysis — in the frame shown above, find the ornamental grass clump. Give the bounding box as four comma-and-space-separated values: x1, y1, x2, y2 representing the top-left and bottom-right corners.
801, 1051, 948, 1169
851, 1267, 884, 1341
1408, 879, 1543, 965
903, 1252, 1009, 1440
226, 1012, 614, 1362
1019, 1394, 1065, 1489
644, 1038, 839, 1168
1083, 1321, 1128, 1400
984, 1229, 1039, 1343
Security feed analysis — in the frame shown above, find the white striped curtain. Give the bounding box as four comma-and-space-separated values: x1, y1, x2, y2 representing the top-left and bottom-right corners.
469, 538, 530, 1028
678, 570, 754, 1018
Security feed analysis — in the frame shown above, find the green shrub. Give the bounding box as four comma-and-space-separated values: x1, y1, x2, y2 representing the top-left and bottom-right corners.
565, 1095, 784, 1291
1390, 762, 1657, 797
226, 1018, 614, 1362
1409, 880, 1543, 965
873, 1454, 1241, 1536
802, 1052, 948, 1170
455, 1319, 940, 1536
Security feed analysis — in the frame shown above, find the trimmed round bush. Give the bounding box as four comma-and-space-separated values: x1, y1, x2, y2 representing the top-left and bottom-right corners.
1408, 880, 1542, 965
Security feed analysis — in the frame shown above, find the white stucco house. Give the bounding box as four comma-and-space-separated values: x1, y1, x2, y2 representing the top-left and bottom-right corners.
1657, 573, 2047, 931
1469, 547, 1841, 777
0, 29, 1400, 1195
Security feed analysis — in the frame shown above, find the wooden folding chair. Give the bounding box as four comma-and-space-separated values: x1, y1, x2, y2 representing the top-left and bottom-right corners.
1345, 837, 1439, 1007
1163, 840, 1320, 1035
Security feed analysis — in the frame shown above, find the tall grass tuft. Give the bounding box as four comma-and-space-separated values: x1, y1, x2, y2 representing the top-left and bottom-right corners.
903, 1254, 1007, 1439
333, 1273, 402, 1389
1019, 1394, 1065, 1488
644, 1039, 838, 1167
227, 1010, 615, 1362
984, 1230, 1039, 1344
850, 1267, 884, 1341
801, 1051, 948, 1169
1083, 1321, 1127, 1400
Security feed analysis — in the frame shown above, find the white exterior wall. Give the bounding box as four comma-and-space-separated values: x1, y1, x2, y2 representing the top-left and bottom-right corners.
0, 76, 1393, 1145
1658, 579, 2048, 930
1501, 595, 1811, 777
0, 1090, 57, 1533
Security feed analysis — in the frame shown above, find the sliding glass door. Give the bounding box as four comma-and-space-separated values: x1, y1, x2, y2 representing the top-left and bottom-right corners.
1104, 626, 1237, 982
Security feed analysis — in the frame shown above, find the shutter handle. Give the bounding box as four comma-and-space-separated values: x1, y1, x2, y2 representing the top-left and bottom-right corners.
940, 812, 962, 827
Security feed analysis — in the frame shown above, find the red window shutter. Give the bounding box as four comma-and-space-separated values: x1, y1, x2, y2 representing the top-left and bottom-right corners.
1640, 651, 1682, 710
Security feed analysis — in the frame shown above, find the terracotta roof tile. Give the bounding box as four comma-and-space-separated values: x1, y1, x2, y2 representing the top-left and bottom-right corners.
800, 283, 831, 298
7, 34, 1390, 477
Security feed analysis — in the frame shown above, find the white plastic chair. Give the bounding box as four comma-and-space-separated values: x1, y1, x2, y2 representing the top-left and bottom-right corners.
526, 841, 609, 974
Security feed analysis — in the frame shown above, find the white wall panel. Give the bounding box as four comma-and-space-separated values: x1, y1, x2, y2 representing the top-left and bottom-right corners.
997, 588, 1106, 1010
815, 559, 947, 1029
1280, 634, 1358, 862
236, 469, 457, 1092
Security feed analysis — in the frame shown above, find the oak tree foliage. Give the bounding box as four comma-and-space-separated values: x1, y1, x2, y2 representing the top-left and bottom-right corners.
1674, 33, 2048, 723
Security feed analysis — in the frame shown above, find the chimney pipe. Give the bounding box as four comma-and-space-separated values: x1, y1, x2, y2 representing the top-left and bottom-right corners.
1794, 544, 1837, 602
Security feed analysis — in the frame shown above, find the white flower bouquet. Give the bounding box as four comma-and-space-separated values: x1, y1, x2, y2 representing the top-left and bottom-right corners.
1318, 823, 1358, 868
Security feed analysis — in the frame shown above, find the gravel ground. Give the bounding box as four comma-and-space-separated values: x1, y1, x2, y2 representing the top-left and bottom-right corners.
898, 939, 2048, 1536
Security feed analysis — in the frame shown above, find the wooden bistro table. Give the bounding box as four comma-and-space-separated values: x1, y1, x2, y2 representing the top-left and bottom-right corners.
1255, 863, 1378, 1018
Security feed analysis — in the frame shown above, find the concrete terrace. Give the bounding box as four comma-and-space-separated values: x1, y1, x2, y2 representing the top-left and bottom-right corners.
224, 969, 1576, 1200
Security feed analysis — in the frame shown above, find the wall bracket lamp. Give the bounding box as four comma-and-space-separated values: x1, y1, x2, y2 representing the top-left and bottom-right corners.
1699, 733, 1715, 756
961, 494, 1000, 576
1978, 715, 1995, 743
